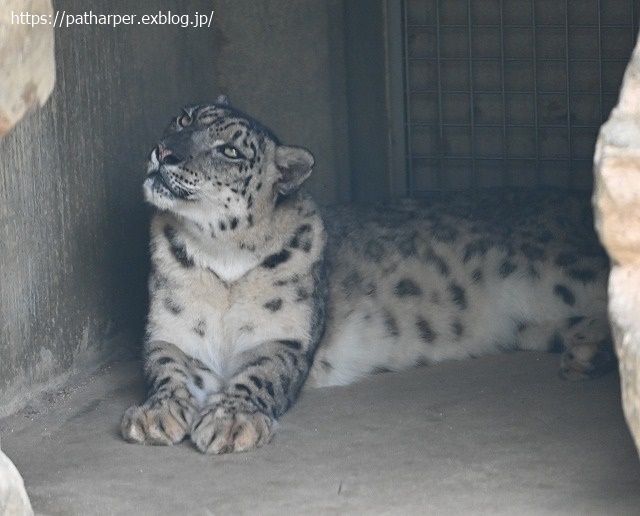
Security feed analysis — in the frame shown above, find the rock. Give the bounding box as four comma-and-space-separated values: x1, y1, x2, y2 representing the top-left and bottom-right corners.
0, 2, 53, 512
0, 0, 55, 137
594, 32, 640, 457
0, 447, 33, 516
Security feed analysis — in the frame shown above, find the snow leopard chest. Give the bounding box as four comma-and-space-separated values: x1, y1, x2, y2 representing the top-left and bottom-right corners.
146, 209, 324, 374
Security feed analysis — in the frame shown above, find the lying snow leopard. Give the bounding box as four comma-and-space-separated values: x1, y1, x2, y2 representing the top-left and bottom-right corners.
122, 96, 615, 454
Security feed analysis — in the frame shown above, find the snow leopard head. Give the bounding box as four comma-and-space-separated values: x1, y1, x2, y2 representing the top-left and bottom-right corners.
144, 95, 315, 231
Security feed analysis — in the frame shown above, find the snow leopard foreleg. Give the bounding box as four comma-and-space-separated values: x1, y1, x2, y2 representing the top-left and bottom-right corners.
190, 339, 314, 454
121, 340, 214, 446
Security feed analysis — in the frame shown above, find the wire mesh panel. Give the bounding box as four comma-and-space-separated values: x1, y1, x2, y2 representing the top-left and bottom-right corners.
403, 0, 639, 194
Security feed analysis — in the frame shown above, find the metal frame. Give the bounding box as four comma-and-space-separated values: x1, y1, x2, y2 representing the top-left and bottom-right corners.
397, 0, 639, 195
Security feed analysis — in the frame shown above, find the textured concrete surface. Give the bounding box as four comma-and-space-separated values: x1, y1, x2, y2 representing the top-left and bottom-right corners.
0, 0, 217, 416
212, 0, 351, 205
1, 352, 638, 515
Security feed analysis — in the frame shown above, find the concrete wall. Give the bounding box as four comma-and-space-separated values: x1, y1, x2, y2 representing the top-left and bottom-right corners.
212, 0, 353, 204
211, 0, 392, 205
344, 0, 395, 203
0, 0, 218, 415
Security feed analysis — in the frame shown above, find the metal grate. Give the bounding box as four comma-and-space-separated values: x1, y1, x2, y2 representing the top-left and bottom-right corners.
403, 0, 639, 194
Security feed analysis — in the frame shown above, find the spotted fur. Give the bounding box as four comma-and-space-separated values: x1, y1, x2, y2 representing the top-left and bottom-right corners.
122, 97, 615, 454
310, 190, 613, 385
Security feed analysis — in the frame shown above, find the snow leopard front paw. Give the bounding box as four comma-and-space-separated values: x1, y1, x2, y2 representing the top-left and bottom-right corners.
121, 396, 196, 446
560, 338, 617, 381
190, 398, 275, 454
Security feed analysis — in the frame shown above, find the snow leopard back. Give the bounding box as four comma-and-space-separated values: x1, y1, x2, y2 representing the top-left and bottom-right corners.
309, 190, 611, 386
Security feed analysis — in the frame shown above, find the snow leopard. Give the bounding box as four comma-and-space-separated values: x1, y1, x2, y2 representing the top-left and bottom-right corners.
121, 96, 614, 454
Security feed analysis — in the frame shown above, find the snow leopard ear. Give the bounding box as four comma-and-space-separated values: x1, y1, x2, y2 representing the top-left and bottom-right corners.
216, 94, 230, 106
275, 145, 315, 196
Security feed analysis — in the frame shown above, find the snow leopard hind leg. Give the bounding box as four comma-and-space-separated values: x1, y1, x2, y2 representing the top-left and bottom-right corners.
517, 316, 616, 381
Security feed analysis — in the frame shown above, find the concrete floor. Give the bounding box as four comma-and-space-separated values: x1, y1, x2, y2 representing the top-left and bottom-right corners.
1, 352, 639, 516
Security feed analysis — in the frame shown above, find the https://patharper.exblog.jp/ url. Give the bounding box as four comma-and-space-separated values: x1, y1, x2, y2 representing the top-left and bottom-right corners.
10, 10, 215, 29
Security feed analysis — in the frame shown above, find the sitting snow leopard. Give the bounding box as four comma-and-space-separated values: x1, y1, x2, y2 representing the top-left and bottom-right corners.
122, 96, 615, 454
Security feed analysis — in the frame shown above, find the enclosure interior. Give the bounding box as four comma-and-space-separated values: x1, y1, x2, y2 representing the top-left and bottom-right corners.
1, 0, 639, 513
1, 0, 638, 433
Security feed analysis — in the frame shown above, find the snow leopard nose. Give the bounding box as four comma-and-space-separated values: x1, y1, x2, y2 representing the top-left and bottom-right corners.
156, 144, 183, 166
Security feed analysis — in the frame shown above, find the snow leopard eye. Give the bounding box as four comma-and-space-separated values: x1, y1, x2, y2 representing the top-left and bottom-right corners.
218, 144, 245, 160
178, 113, 192, 127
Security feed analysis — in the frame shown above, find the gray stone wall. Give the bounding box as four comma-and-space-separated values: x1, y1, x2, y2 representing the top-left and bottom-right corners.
0, 0, 217, 415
